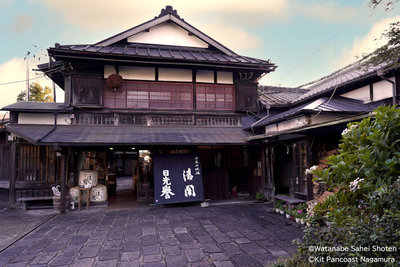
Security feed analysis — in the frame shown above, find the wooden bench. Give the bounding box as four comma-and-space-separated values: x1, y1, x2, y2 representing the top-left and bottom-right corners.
17, 196, 54, 210
274, 195, 306, 211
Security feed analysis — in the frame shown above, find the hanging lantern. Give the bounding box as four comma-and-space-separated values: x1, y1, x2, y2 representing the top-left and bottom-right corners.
106, 74, 123, 92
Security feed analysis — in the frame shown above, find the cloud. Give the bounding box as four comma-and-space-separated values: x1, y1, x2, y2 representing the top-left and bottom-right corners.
294, 1, 361, 24
0, 57, 64, 114
7, 13, 34, 33
335, 16, 400, 68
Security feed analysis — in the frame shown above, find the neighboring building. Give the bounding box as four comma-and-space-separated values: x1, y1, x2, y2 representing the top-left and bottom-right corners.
0, 6, 276, 207
249, 62, 399, 201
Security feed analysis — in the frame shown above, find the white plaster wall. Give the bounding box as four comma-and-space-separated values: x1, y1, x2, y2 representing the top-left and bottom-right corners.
340, 85, 370, 103
18, 113, 71, 125
373, 77, 395, 101
127, 22, 208, 48
217, 71, 233, 84
104, 65, 116, 78
119, 66, 155, 81
265, 124, 278, 134
159, 68, 192, 82
196, 70, 214, 83
277, 116, 307, 132
311, 114, 344, 125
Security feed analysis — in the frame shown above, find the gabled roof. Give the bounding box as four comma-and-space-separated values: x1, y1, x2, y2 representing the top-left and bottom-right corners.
291, 61, 386, 104
251, 96, 376, 129
96, 6, 236, 56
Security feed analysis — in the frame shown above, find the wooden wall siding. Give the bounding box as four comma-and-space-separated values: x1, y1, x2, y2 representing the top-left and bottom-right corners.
16, 144, 56, 183
15, 187, 53, 199
196, 84, 235, 111
0, 144, 11, 181
74, 112, 241, 127
103, 81, 193, 109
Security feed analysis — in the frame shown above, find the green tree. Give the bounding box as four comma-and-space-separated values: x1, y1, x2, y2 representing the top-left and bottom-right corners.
16, 82, 54, 102
363, 0, 400, 67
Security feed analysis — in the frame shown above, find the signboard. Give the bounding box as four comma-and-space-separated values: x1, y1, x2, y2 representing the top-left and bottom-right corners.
153, 153, 204, 205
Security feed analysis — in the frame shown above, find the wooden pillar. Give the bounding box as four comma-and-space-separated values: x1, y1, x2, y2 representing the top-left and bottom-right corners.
9, 143, 17, 205
60, 151, 67, 213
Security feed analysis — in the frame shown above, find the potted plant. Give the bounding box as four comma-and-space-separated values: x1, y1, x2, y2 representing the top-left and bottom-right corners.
274, 200, 283, 213
256, 191, 264, 203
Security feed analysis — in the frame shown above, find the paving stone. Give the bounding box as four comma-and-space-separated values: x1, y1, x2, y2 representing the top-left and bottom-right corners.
165, 254, 188, 267
95, 259, 118, 267
208, 252, 229, 261
119, 260, 140, 267
142, 263, 164, 267
120, 251, 140, 261
191, 229, 208, 236
196, 235, 214, 243
122, 241, 140, 252
63, 244, 83, 253
179, 241, 200, 249
213, 261, 235, 267
158, 230, 174, 239
220, 243, 242, 255
162, 245, 181, 256
243, 231, 266, 241
160, 237, 178, 246
142, 227, 156, 235
266, 246, 290, 257
173, 227, 188, 234
191, 262, 213, 267
176, 233, 194, 242
201, 242, 222, 253
203, 225, 218, 232
30, 251, 58, 265
103, 240, 122, 249
239, 243, 267, 255
4, 262, 30, 267
141, 235, 158, 246
70, 235, 90, 245
143, 254, 162, 263
184, 248, 206, 262
142, 244, 161, 255
256, 239, 275, 247
233, 237, 251, 244
253, 253, 277, 266
9, 251, 37, 263
50, 252, 77, 266
98, 248, 119, 261
231, 254, 262, 267
79, 245, 101, 258
225, 231, 243, 239
71, 258, 95, 267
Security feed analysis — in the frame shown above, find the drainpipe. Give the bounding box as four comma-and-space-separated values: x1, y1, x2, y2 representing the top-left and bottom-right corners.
251, 105, 270, 132
37, 112, 57, 143
377, 70, 397, 106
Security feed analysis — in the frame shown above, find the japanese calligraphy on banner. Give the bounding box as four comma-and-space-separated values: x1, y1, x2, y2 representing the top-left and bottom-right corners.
154, 153, 204, 205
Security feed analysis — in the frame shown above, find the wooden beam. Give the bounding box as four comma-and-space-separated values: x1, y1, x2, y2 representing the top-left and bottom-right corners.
9, 143, 16, 204
60, 152, 67, 213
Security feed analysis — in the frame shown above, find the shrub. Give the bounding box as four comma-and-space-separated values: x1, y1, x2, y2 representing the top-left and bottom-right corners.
281, 106, 400, 266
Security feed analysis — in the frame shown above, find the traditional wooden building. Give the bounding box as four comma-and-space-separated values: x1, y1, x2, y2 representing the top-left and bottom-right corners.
0, 6, 276, 208
250, 62, 399, 201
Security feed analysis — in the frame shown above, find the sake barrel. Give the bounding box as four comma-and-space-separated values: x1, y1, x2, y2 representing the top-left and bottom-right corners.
79, 170, 98, 188
90, 184, 108, 203
69, 186, 89, 203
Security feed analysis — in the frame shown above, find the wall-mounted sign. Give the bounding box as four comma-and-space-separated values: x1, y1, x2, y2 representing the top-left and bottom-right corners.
154, 153, 204, 205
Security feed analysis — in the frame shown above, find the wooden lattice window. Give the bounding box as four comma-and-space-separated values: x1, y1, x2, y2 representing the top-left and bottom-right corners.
196, 84, 235, 110
103, 81, 193, 110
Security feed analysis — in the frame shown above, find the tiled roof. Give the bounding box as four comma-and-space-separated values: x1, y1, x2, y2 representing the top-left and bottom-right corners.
292, 62, 385, 104
258, 86, 309, 106
252, 96, 375, 128
6, 125, 251, 145
49, 43, 274, 70
2, 102, 67, 112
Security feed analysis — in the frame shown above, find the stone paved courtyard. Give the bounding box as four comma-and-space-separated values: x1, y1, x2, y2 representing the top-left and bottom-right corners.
0, 203, 303, 266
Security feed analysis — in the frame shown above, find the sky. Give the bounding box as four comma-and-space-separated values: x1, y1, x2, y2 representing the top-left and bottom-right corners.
1, 0, 400, 113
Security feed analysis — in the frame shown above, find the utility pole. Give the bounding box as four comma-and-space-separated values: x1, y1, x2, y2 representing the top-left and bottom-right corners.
25, 51, 30, 101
